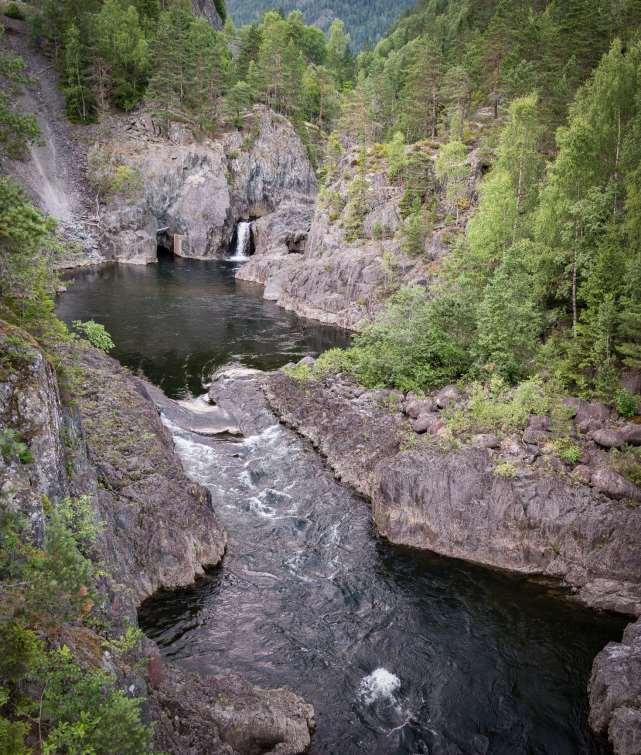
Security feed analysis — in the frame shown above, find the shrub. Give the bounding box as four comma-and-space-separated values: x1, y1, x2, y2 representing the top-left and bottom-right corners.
494, 461, 517, 478
615, 389, 639, 418
445, 377, 570, 435
342, 176, 368, 242
3, 2, 25, 20
0, 429, 32, 464
550, 437, 582, 464
72, 320, 115, 352
610, 446, 641, 486
282, 363, 313, 382
346, 287, 470, 392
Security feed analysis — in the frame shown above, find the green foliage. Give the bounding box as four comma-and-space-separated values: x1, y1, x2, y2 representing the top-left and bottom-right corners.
0, 429, 33, 465
3, 2, 25, 20
72, 321, 115, 352
550, 437, 582, 465
445, 377, 567, 435
616, 389, 640, 418
494, 461, 518, 478
400, 203, 428, 257
0, 26, 39, 159
345, 287, 471, 393
62, 23, 97, 123
435, 140, 470, 221
0, 178, 61, 332
282, 363, 313, 382
385, 131, 406, 181
342, 175, 368, 242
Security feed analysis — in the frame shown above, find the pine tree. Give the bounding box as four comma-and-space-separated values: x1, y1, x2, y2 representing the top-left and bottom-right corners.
400, 37, 444, 140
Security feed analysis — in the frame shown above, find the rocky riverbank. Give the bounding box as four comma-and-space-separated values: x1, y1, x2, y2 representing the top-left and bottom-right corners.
264, 366, 641, 753
0, 322, 314, 753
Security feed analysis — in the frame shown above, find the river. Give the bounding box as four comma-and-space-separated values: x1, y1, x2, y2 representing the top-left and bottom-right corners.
57, 258, 625, 755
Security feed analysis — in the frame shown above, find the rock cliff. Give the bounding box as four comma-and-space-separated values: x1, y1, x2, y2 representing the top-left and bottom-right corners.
265, 370, 641, 615
0, 323, 314, 753
94, 107, 317, 264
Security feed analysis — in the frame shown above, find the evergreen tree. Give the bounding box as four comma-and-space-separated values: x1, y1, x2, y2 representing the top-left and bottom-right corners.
400, 38, 444, 140
435, 140, 470, 222
0, 26, 39, 158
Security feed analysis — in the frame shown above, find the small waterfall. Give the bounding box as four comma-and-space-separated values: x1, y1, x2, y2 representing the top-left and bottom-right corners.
228, 221, 252, 261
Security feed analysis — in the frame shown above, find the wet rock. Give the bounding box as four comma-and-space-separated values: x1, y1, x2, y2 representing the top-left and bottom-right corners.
592, 429, 626, 449
434, 385, 463, 409
590, 618, 641, 754
591, 468, 641, 501
266, 372, 641, 615
575, 401, 612, 434
411, 413, 444, 435
471, 434, 500, 450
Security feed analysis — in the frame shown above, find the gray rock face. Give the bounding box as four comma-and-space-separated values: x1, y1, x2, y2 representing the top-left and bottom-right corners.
98, 107, 316, 264
265, 372, 641, 616
192, 0, 224, 28
0, 325, 313, 752
151, 664, 314, 755
238, 140, 430, 330
590, 618, 641, 755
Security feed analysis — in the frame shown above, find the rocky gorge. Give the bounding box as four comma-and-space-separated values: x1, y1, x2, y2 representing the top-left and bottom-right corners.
2, 12, 641, 753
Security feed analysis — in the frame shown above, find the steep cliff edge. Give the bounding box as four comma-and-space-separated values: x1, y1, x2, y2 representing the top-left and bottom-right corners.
0, 323, 314, 753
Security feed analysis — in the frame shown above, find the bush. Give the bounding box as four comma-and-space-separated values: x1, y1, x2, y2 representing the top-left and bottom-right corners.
0, 429, 32, 464
494, 461, 518, 478
615, 389, 639, 418
445, 377, 570, 435
3, 2, 25, 20
550, 437, 582, 464
345, 287, 470, 392
72, 320, 115, 352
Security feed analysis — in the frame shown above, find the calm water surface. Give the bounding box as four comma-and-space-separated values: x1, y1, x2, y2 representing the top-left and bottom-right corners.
58, 259, 625, 754
57, 258, 350, 398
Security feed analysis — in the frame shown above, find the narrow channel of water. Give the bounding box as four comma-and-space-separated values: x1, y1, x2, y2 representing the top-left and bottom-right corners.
57, 260, 626, 754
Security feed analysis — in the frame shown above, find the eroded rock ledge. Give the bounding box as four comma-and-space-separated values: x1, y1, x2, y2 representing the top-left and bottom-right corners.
0, 323, 314, 754
265, 369, 641, 754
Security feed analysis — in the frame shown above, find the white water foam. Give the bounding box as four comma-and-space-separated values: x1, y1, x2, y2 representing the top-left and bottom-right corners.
227, 221, 252, 261
358, 668, 402, 706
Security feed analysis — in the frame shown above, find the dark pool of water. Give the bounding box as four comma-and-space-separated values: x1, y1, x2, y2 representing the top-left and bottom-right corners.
56, 258, 350, 399
58, 258, 626, 754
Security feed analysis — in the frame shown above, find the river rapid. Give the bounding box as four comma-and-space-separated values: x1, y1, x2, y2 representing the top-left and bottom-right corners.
57, 259, 626, 755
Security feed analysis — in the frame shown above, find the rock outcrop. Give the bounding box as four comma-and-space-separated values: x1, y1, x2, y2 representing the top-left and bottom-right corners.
265, 368, 641, 753
96, 107, 317, 264
237, 138, 430, 329
265, 370, 641, 616
0, 324, 314, 753
590, 618, 641, 755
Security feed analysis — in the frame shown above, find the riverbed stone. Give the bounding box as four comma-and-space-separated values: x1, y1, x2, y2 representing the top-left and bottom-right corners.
622, 423, 641, 446
575, 401, 612, 433
411, 412, 443, 435
591, 468, 641, 501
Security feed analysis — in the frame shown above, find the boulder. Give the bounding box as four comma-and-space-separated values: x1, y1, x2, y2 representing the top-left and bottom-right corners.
592, 429, 626, 449
591, 468, 641, 501
622, 423, 641, 446
575, 401, 612, 434
405, 398, 437, 419
590, 618, 641, 754
411, 413, 444, 435
572, 465, 593, 484
528, 415, 550, 432
471, 433, 500, 450
434, 385, 463, 409
522, 427, 552, 445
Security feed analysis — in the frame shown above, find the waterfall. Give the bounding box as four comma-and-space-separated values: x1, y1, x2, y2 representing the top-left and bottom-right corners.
228, 221, 252, 261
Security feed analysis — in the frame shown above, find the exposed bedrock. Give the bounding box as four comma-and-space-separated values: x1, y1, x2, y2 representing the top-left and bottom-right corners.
265, 370, 641, 754
265, 372, 641, 615
0, 324, 313, 753
98, 106, 317, 264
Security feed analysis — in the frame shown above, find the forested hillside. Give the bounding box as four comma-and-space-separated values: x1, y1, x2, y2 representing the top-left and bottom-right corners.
226, 0, 417, 49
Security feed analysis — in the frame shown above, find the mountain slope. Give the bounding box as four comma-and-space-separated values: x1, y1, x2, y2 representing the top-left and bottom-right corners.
226, 0, 417, 48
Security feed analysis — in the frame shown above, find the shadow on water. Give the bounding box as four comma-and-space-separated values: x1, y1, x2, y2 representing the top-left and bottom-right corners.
58, 258, 626, 754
